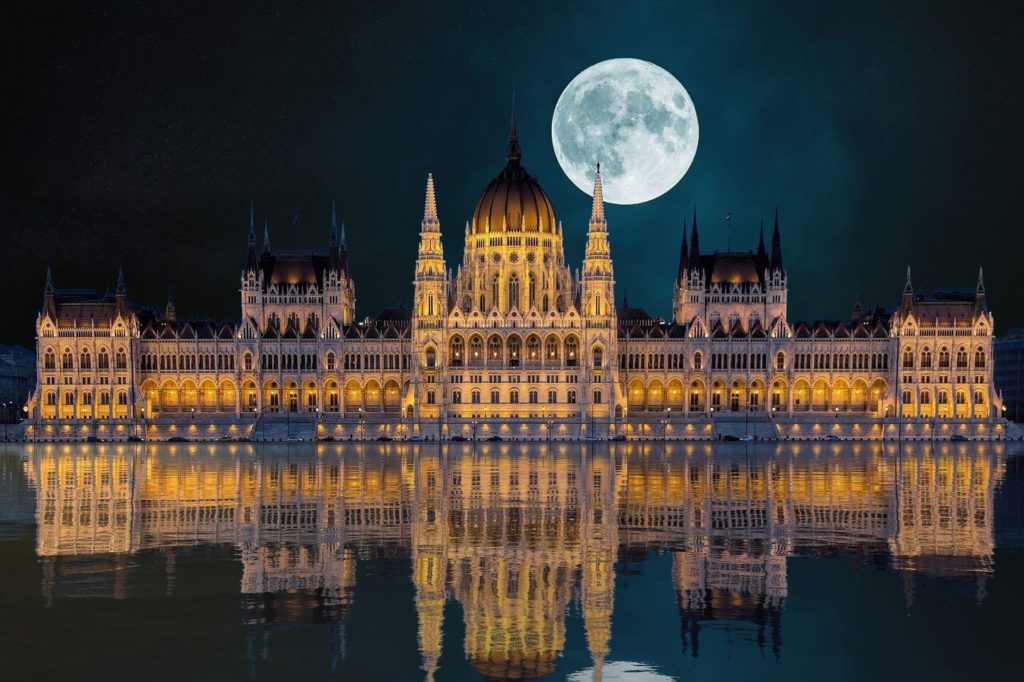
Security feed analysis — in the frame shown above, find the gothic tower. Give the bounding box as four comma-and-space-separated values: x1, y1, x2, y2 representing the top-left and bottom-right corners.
412, 172, 447, 420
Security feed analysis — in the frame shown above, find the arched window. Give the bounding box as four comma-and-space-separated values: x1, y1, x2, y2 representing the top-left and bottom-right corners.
425, 347, 436, 368
920, 347, 932, 368
450, 337, 464, 366
693, 352, 703, 371
508, 274, 520, 309
528, 274, 536, 308
44, 350, 55, 370
939, 348, 950, 368
452, 389, 462, 404
327, 352, 336, 370
593, 346, 604, 368
510, 389, 519, 404
488, 336, 502, 363
244, 353, 253, 371
117, 391, 128, 406
491, 274, 500, 309
956, 347, 968, 368
548, 389, 557, 403
470, 336, 483, 362
593, 389, 602, 404
546, 336, 559, 362
902, 349, 914, 369
426, 390, 436, 404
471, 390, 481, 404
526, 336, 541, 361
507, 336, 521, 366
775, 352, 785, 371
567, 389, 577, 404
529, 390, 538, 404
565, 337, 578, 366
99, 391, 110, 406
98, 350, 110, 370
46, 391, 57, 406
64, 391, 75, 406
975, 347, 986, 368
490, 389, 499, 403
80, 350, 91, 370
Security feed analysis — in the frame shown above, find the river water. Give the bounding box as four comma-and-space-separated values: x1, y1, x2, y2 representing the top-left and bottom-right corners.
1, 441, 1021, 681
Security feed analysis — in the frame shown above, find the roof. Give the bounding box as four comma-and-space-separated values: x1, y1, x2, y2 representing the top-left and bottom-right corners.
260, 251, 332, 288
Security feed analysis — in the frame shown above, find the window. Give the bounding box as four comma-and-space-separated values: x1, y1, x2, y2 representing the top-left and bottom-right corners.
64, 391, 74, 406
98, 351, 110, 370
426, 347, 436, 368
565, 337, 578, 366
99, 391, 111, 406
490, 389, 499, 404
327, 353, 336, 370
426, 390, 436, 404
470, 336, 483, 361
902, 350, 914, 369
528, 274, 536, 308
902, 390, 912, 405
452, 389, 462, 404
567, 390, 577, 404
693, 352, 702, 371
46, 391, 56, 406
548, 389, 557, 404
546, 337, 559, 361
44, 350, 55, 370
939, 348, 950, 368
775, 352, 785, 371
593, 347, 603, 368
508, 274, 520, 309
956, 348, 968, 369
450, 337, 464, 366
117, 391, 128, 406
471, 390, 481, 404
529, 390, 538, 404
510, 389, 519, 404
921, 348, 932, 369
491, 274, 500, 308
244, 353, 253, 371
593, 389, 602, 404
974, 347, 986, 368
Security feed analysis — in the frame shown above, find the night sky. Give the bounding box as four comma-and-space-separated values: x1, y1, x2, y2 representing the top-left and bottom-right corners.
3, 1, 1022, 347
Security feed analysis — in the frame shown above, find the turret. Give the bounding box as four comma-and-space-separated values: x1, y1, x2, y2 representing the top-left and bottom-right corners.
756, 221, 767, 261
328, 201, 344, 274
115, 267, 128, 317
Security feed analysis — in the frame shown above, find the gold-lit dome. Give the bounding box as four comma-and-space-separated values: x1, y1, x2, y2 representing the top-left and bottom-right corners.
470, 123, 556, 235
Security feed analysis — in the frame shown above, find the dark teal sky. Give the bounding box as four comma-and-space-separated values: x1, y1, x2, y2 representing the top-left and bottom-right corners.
2, 1, 1021, 344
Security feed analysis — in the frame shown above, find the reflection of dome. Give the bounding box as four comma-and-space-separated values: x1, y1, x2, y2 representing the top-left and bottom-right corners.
469, 651, 557, 681
470, 121, 556, 235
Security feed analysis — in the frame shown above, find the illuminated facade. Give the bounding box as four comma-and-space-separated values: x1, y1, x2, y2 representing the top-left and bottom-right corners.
27, 441, 1003, 671
25, 118, 1004, 441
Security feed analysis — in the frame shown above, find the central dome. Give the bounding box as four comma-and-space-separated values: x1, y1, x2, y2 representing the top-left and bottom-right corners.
470, 123, 556, 235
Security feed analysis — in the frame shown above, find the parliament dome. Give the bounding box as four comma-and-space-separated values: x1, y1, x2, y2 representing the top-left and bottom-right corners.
470, 122, 556, 235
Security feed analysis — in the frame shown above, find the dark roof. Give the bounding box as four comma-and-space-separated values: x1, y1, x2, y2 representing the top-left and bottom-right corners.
259, 251, 332, 288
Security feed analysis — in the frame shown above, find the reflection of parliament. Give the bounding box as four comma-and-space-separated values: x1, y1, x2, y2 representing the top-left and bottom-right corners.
26, 119, 1007, 441
29, 443, 1002, 677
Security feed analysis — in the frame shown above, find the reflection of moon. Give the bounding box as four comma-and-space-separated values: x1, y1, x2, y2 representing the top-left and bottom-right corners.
552, 58, 698, 205
567, 661, 675, 681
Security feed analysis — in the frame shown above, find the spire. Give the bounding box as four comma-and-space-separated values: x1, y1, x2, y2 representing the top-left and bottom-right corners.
678, 216, 689, 278
262, 220, 271, 253
622, 290, 629, 309
689, 207, 701, 262
248, 200, 256, 246
340, 221, 347, 249
44, 265, 53, 295
757, 220, 766, 259
769, 208, 783, 271
902, 265, 914, 309
589, 163, 605, 224
328, 201, 344, 272
165, 285, 176, 322
116, 267, 126, 295
506, 85, 521, 165
976, 266, 987, 310
422, 172, 439, 228
330, 200, 339, 242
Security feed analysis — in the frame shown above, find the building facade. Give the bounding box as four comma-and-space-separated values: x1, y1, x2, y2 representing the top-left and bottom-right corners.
25, 122, 1005, 441
995, 328, 1023, 422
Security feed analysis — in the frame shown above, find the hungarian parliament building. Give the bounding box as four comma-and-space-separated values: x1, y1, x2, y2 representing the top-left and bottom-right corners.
25, 122, 1006, 441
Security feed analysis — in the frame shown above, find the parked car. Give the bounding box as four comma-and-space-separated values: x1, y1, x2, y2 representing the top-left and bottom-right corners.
739, 435, 755, 442
407, 434, 422, 442
951, 434, 970, 442
449, 435, 468, 442
610, 434, 627, 442
376, 435, 394, 442
486, 435, 503, 442
721, 434, 740, 442
167, 436, 188, 443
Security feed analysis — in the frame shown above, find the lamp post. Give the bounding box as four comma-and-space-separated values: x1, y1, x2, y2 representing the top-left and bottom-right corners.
471, 419, 478, 442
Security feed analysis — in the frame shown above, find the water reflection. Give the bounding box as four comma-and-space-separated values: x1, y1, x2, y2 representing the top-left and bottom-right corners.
24, 442, 1006, 679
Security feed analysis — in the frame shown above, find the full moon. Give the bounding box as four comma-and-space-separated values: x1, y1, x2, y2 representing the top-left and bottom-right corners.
552, 58, 698, 205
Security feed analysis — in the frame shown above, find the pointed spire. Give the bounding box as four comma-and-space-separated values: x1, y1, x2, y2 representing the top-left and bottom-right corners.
340, 220, 347, 249
116, 267, 126, 295
506, 85, 521, 165
262, 220, 271, 253
165, 285, 176, 322
902, 265, 914, 309
44, 265, 53, 295
248, 200, 256, 246
976, 266, 987, 310
757, 220, 767, 259
689, 207, 701, 262
328, 201, 344, 272
330, 200, 339, 240
589, 163, 606, 224
678, 217, 689, 278
769, 208, 783, 271
622, 289, 629, 309
423, 172, 439, 226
